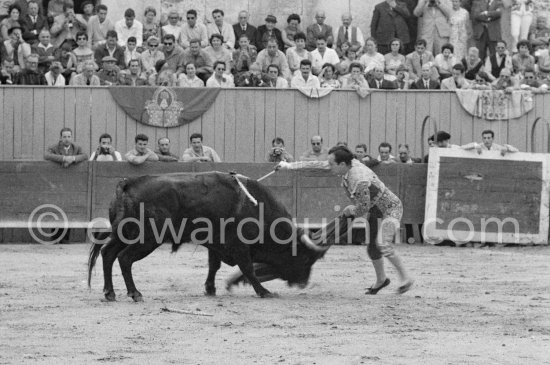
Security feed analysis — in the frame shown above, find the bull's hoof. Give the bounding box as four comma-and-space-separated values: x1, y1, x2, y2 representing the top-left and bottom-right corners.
204, 283, 216, 296
102, 290, 116, 302
127, 291, 143, 302
259, 291, 278, 298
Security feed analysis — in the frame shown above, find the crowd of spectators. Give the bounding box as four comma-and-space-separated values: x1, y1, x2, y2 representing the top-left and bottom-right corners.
1, 0, 549, 92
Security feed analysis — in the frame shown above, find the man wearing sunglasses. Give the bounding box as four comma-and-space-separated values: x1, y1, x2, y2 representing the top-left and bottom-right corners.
299, 135, 329, 161
161, 34, 184, 73
181, 9, 208, 49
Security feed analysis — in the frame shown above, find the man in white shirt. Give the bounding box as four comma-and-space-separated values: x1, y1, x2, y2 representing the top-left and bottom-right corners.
254, 38, 291, 79
162, 9, 183, 46
182, 133, 221, 162
310, 36, 340, 75
87, 4, 114, 50
181, 9, 208, 48
461, 129, 518, 155
441, 63, 470, 90
115, 8, 143, 48
206, 9, 235, 49
291, 59, 320, 88
90, 133, 123, 161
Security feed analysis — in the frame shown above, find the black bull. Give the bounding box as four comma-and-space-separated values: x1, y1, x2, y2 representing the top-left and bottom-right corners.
88, 172, 379, 301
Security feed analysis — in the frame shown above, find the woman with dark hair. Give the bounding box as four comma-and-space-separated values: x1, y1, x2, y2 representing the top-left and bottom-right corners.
69, 30, 93, 75
318, 62, 340, 88
282, 13, 301, 49
469, 70, 493, 89
286, 31, 310, 74
206, 60, 234, 87
142, 6, 160, 44
512, 39, 535, 75
1, 4, 25, 42
337, 43, 358, 75
384, 38, 405, 73
434, 43, 457, 80
204, 33, 232, 74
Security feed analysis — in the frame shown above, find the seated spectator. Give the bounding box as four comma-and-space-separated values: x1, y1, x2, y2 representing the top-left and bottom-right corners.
0, 26, 31, 72
411, 63, 440, 89
70, 30, 93, 74
434, 43, 457, 80
335, 13, 364, 56
93, 30, 125, 69
461, 129, 519, 155
512, 39, 535, 75
310, 35, 339, 75
181, 9, 208, 49
204, 33, 232, 74
75, 1, 95, 28
256, 14, 284, 52
207, 9, 235, 49
384, 38, 406, 73
232, 34, 257, 74
118, 59, 147, 86
360, 37, 385, 74
254, 37, 291, 79
484, 40, 512, 81
405, 39, 434, 80
233, 10, 257, 49
14, 53, 46, 84
148, 59, 176, 86
141, 35, 164, 79
115, 8, 143, 48
45, 61, 65, 85
529, 15, 550, 42
291, 59, 320, 88
519, 67, 546, 92
23, 0, 48, 37
161, 10, 183, 46
306, 10, 334, 51
161, 34, 185, 72
282, 13, 302, 50
182, 133, 221, 162
1, 4, 25, 43
206, 60, 234, 87
178, 62, 205, 87
57, 40, 76, 84
179, 38, 212, 82
96, 56, 119, 85
45, 127, 88, 167
397, 144, 421, 163
368, 65, 398, 89
468, 70, 493, 90
235, 62, 269, 87
395, 64, 410, 89
337, 43, 359, 75
265, 64, 288, 88
461, 46, 485, 80
123, 36, 141, 68
0, 59, 16, 84
266, 137, 294, 162
155, 137, 179, 162
125, 133, 159, 164
87, 4, 114, 50
341, 62, 369, 90
318, 63, 340, 88
354, 143, 378, 167
70, 59, 100, 85
533, 38, 550, 77
300, 135, 328, 161
50, 3, 86, 48
33, 29, 56, 74
441, 63, 470, 90
491, 68, 517, 91
377, 142, 397, 163
89, 133, 122, 161
142, 6, 160, 45
286, 31, 310, 75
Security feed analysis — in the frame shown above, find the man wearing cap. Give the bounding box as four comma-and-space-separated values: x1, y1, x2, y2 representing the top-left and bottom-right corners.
87, 4, 114, 50
254, 37, 290, 80
335, 13, 365, 56
14, 53, 46, 84
97, 55, 119, 85
306, 11, 334, 51
256, 15, 284, 52
206, 9, 234, 49
233, 10, 257, 49
45, 61, 65, 85
93, 29, 125, 69
115, 8, 143, 48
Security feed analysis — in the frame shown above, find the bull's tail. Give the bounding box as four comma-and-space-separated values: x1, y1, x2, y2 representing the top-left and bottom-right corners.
87, 241, 103, 288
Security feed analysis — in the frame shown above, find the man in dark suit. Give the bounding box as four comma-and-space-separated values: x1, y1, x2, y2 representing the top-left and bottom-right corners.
22, 0, 48, 36
411, 63, 440, 89
306, 11, 333, 51
471, 0, 503, 62
371, 0, 411, 55
256, 15, 284, 52
233, 10, 257, 49
368, 65, 398, 89
93, 30, 125, 69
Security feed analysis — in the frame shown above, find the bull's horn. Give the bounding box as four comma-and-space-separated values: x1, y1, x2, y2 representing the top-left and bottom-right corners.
300, 233, 329, 252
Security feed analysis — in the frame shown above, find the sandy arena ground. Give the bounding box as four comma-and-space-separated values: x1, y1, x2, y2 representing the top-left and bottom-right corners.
0, 242, 549, 365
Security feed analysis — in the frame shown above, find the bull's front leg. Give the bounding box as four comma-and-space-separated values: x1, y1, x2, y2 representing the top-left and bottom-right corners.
237, 260, 274, 298
204, 250, 221, 296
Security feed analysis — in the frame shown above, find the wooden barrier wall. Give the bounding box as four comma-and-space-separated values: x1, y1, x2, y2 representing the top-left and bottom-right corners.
1, 87, 550, 163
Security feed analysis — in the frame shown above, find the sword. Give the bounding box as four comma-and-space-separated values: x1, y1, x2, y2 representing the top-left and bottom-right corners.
257, 170, 276, 182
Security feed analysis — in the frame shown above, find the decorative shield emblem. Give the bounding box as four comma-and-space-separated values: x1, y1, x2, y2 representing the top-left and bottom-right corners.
144, 87, 185, 127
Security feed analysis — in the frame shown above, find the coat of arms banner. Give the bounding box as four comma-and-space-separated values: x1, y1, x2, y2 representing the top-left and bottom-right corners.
109, 87, 221, 128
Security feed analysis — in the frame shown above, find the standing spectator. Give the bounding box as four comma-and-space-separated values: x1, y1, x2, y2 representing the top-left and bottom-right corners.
115, 8, 143, 48
335, 13, 364, 56
0, 26, 30, 71
142, 6, 160, 45
75, 0, 94, 28
368, 65, 398, 89
484, 39, 512, 80
371, 0, 411, 55
471, 0, 503, 63
14, 53, 46, 84
384, 38, 406, 72
233, 10, 257, 49
354, 143, 379, 167
300, 135, 328, 161
290, 59, 320, 88
411, 63, 441, 88
449, 0, 472, 60
33, 29, 55, 73
70, 59, 100, 85
155, 137, 179, 162
461, 46, 485, 80
93, 30, 125, 69
206, 60, 234, 87
182, 133, 221, 162
50, 2, 85, 48
310, 35, 339, 75
511, 0, 534, 53
45, 127, 88, 167
360, 37, 385, 74
178, 62, 204, 87
286, 31, 310, 75
306, 10, 333, 51
118, 59, 146, 86
529, 15, 550, 42
434, 43, 457, 79
44, 60, 64, 85
179, 38, 212, 82
86, 4, 113, 50
405, 38, 434, 80
441, 62, 470, 89
461, 129, 518, 153
397, 144, 421, 163
281, 13, 302, 50
232, 34, 257, 74
512, 39, 535, 75
161, 33, 184, 73
161, 10, 183, 46
378, 142, 397, 163
1, 4, 25, 42
414, 0, 452, 55
204, 33, 232, 74
254, 37, 291, 79
126, 134, 159, 165
265, 64, 288, 87
207, 9, 234, 49
181, 9, 207, 49
89, 133, 122, 161
256, 14, 284, 52
141, 35, 164, 78
267, 137, 294, 162
22, 0, 48, 37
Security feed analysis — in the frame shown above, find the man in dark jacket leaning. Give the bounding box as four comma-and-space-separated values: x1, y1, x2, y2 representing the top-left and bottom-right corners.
44, 127, 88, 168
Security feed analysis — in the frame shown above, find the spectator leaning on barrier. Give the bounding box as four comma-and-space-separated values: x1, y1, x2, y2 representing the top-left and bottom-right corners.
155, 137, 179, 162
290, 58, 320, 88
125, 133, 159, 165
461, 129, 518, 155
45, 127, 88, 167
14, 52, 46, 84
89, 133, 122, 161
265, 63, 288, 88
300, 135, 328, 161
267, 137, 294, 162
378, 142, 397, 163
441, 62, 470, 90
182, 133, 221, 162
354, 143, 379, 167
397, 144, 422, 163
44, 60, 65, 85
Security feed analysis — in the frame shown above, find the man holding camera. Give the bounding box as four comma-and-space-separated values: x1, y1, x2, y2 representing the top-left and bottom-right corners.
267, 137, 294, 162
50, 2, 86, 47
413, 0, 452, 56
89, 133, 122, 161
